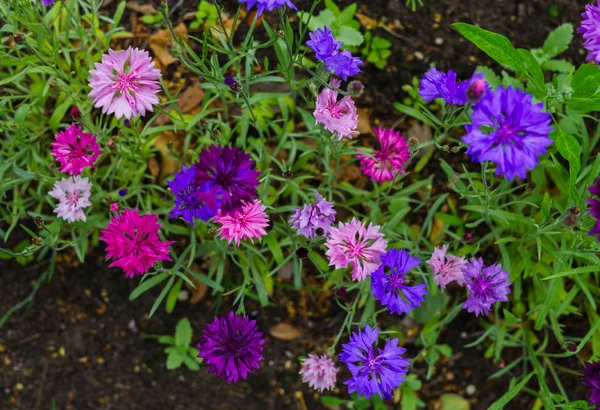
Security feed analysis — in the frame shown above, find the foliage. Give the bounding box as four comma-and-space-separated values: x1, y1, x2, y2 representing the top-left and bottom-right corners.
145, 318, 202, 370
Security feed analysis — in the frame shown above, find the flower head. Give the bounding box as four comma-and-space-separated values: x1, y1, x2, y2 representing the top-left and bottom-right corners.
193, 145, 260, 214
40, 0, 55, 6
48, 176, 92, 223
167, 165, 220, 225
89, 47, 161, 120
213, 199, 269, 246
339, 325, 409, 399
197, 312, 265, 383
50, 124, 102, 176
358, 127, 410, 182
238, 0, 297, 16
289, 191, 336, 238
587, 178, 600, 240
324, 50, 363, 81
224, 76, 242, 92
463, 86, 553, 181
100, 208, 174, 278
579, 2, 600, 62
427, 244, 467, 289
371, 249, 427, 315
306, 26, 342, 61
419, 67, 484, 105
314, 79, 359, 140
110, 203, 119, 212
581, 360, 600, 408
462, 258, 511, 317
300, 354, 338, 392
467, 79, 487, 102
325, 218, 387, 281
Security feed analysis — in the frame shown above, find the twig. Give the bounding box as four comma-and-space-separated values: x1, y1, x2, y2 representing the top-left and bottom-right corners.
34, 359, 49, 410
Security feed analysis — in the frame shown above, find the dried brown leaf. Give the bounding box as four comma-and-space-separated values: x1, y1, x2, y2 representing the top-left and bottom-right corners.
269, 323, 303, 341
126, 1, 157, 14
356, 13, 378, 30
149, 22, 188, 67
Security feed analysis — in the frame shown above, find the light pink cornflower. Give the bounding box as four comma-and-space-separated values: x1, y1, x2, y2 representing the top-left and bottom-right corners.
48, 176, 92, 223
89, 47, 161, 120
213, 199, 269, 246
427, 244, 467, 289
100, 208, 174, 278
300, 354, 338, 392
357, 127, 410, 182
325, 218, 388, 281
314, 79, 358, 140
50, 124, 102, 176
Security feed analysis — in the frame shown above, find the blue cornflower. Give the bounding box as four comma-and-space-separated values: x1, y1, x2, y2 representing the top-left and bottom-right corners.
419, 67, 484, 105
324, 50, 364, 81
306, 27, 342, 61
118, 189, 127, 197
339, 325, 409, 399
238, 0, 296, 16
462, 86, 553, 181
579, 1, 600, 62
167, 166, 220, 225
371, 249, 428, 315
462, 258, 512, 317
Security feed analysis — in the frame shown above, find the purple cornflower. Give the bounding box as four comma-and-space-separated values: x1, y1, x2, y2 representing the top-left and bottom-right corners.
462, 258, 512, 317
587, 178, 600, 240
238, 0, 297, 16
192, 145, 260, 214
197, 312, 265, 383
579, 1, 600, 62
339, 325, 409, 399
324, 50, 363, 81
289, 191, 336, 238
419, 67, 484, 105
167, 165, 220, 225
40, 0, 55, 6
371, 249, 428, 315
306, 27, 342, 61
463, 86, 553, 181
581, 360, 600, 408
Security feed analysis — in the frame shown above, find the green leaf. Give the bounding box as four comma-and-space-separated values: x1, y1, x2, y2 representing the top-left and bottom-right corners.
323, 0, 340, 16
321, 396, 345, 406
263, 231, 284, 265
166, 351, 184, 370
129, 272, 170, 301
488, 373, 534, 410
336, 26, 363, 47
554, 132, 581, 201
503, 309, 519, 326
543, 265, 600, 280
542, 23, 573, 59
182, 355, 200, 371
517, 49, 544, 93
542, 59, 574, 73
165, 278, 183, 313
175, 318, 193, 348
149, 276, 175, 318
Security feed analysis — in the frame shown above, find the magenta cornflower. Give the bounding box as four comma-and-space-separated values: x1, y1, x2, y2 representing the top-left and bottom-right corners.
289, 191, 336, 238
238, 0, 297, 16
587, 178, 600, 241
100, 208, 174, 278
357, 127, 410, 182
110, 203, 119, 212
581, 360, 600, 408
48, 176, 92, 223
50, 124, 102, 176
339, 325, 409, 399
462, 258, 512, 317
89, 47, 161, 120
197, 312, 265, 383
427, 244, 467, 289
314, 79, 359, 140
299, 354, 338, 392
579, 1, 600, 62
325, 218, 387, 281
213, 199, 268, 246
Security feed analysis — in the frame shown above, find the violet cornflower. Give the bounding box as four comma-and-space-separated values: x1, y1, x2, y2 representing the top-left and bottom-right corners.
357, 127, 410, 183
306, 26, 363, 80
324, 51, 363, 81
299, 354, 338, 392
462, 258, 512, 317
289, 191, 336, 238
427, 244, 467, 289
40, 0, 55, 6
314, 79, 359, 140
193, 145, 260, 214
238, 0, 296, 16
89, 47, 161, 120
197, 312, 265, 383
167, 165, 220, 225
50, 124, 102, 176
463, 86, 553, 181
48, 176, 92, 223
100, 208, 174, 278
213, 199, 269, 246
581, 360, 600, 408
325, 218, 387, 281
587, 178, 600, 241
306, 27, 342, 61
419, 67, 484, 105
579, 1, 600, 62
371, 249, 428, 315
339, 325, 409, 399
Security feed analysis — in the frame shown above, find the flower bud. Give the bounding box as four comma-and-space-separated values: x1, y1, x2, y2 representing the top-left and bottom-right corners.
347, 80, 364, 97
110, 203, 119, 212
335, 288, 347, 298
282, 170, 293, 179
467, 79, 486, 102
32, 237, 44, 246
408, 137, 419, 148
70, 106, 80, 120
276, 30, 285, 38
295, 247, 308, 259
49, 81, 56, 88
118, 189, 127, 197
315, 227, 325, 237
34, 216, 44, 227
224, 76, 242, 93
107, 139, 116, 150
13, 33, 24, 44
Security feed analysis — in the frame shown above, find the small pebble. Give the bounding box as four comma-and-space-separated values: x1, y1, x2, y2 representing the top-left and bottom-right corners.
466, 384, 476, 395
177, 290, 189, 301
435, 37, 444, 45
414, 51, 424, 60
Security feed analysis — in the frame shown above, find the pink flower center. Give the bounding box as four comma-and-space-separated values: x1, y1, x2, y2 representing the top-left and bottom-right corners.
66, 190, 81, 205
347, 241, 365, 259
327, 101, 348, 119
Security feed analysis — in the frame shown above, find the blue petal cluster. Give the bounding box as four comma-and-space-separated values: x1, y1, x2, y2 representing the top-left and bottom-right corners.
419, 67, 485, 105
306, 27, 363, 81
238, 0, 297, 16
462, 258, 512, 317
167, 166, 220, 225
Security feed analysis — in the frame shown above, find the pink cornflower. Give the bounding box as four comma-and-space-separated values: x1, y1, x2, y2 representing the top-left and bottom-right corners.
213, 199, 269, 246
325, 218, 388, 281
300, 354, 338, 392
314, 79, 358, 140
100, 208, 174, 278
357, 127, 410, 183
50, 124, 102, 176
427, 244, 467, 289
89, 47, 161, 120
48, 176, 92, 223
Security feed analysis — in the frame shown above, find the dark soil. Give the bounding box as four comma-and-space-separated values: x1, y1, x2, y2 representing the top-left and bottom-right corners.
1, 0, 592, 409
